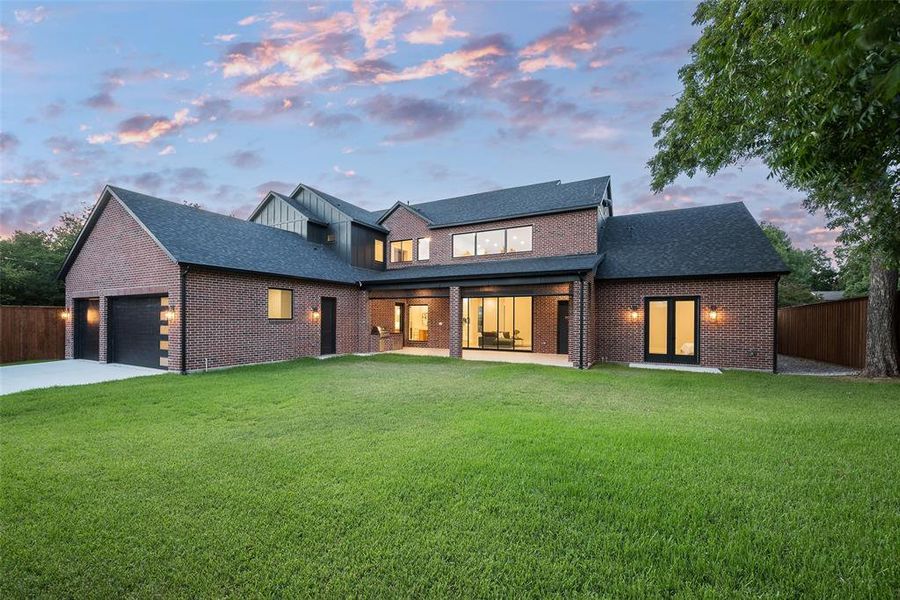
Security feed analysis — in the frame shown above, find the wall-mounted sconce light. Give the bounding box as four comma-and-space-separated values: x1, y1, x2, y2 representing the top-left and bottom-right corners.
709, 305, 719, 321
629, 305, 639, 321
165, 304, 176, 321
60, 309, 70, 320
310, 307, 321, 322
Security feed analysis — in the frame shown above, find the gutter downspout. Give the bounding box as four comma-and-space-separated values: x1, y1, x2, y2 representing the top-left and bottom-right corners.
180, 265, 190, 374
773, 275, 780, 374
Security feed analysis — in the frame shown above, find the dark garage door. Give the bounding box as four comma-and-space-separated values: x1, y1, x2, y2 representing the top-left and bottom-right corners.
108, 295, 168, 369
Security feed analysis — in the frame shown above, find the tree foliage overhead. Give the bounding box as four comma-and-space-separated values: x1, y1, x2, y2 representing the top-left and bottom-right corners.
649, 0, 899, 263
0, 210, 88, 306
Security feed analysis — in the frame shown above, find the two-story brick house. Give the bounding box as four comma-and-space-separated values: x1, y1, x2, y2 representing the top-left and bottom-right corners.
59, 176, 787, 372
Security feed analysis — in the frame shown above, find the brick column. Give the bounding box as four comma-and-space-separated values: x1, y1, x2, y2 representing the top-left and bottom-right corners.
568, 280, 585, 369
98, 296, 108, 363
449, 286, 462, 358
64, 295, 74, 359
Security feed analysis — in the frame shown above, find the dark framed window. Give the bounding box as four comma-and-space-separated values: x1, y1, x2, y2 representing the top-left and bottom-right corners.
392, 303, 403, 333
452, 225, 533, 257
644, 296, 699, 364
374, 239, 384, 263
268, 288, 293, 320
390, 239, 413, 263
453, 233, 475, 257
408, 304, 428, 342
417, 237, 430, 261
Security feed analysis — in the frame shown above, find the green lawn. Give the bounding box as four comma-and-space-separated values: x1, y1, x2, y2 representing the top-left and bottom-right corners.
2, 356, 898, 598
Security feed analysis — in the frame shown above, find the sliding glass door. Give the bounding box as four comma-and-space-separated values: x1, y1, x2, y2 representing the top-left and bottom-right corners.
462, 296, 532, 351
644, 296, 699, 364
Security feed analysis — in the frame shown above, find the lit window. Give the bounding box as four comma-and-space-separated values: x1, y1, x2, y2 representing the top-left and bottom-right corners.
268, 288, 293, 319
506, 226, 532, 252
393, 303, 402, 333
326, 232, 336, 243
374, 239, 384, 263
452, 233, 475, 257
417, 237, 430, 261
408, 305, 428, 342
390, 240, 413, 262
476, 229, 505, 255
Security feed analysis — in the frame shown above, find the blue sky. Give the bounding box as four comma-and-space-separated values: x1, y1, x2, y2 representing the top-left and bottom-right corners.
0, 1, 834, 251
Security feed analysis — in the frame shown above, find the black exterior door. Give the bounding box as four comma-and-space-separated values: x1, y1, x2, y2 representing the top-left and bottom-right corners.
321, 297, 337, 355
644, 297, 700, 364
557, 300, 569, 355
74, 298, 100, 360
109, 295, 166, 369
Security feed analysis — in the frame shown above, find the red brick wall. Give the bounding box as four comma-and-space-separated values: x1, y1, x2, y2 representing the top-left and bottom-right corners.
184, 268, 368, 371
596, 276, 777, 370
381, 206, 598, 269
64, 195, 182, 368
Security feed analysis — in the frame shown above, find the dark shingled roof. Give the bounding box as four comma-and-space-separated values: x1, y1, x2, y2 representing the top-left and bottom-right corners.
380, 176, 611, 228
296, 183, 388, 232
269, 192, 328, 226
362, 253, 602, 285
107, 186, 370, 284
596, 202, 788, 279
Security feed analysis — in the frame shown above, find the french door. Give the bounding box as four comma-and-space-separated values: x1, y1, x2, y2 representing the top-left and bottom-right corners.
644, 297, 699, 364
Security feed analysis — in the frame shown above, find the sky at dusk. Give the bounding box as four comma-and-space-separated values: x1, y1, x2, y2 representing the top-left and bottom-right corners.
0, 1, 836, 252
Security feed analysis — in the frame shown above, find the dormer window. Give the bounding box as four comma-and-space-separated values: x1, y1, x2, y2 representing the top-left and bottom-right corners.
374, 239, 384, 263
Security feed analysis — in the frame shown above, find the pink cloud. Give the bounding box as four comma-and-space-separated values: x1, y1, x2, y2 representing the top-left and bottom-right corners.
353, 0, 406, 59
214, 33, 237, 42
90, 109, 199, 146
237, 12, 283, 27
333, 165, 356, 177
375, 35, 511, 83
518, 1, 633, 73
404, 9, 467, 45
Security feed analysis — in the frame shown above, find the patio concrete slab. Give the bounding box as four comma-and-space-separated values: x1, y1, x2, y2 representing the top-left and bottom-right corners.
0, 360, 168, 396
628, 362, 722, 374
386, 347, 572, 367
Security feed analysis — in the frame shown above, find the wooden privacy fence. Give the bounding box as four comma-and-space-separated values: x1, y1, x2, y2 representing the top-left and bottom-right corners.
777, 294, 900, 369
0, 306, 66, 364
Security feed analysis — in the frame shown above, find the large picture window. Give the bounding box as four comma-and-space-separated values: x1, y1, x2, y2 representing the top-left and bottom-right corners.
267, 288, 293, 320
452, 225, 533, 257
462, 296, 532, 351
390, 239, 413, 263
408, 305, 429, 342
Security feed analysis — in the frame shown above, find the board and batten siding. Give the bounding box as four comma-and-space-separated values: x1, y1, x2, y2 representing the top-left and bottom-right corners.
251, 194, 315, 237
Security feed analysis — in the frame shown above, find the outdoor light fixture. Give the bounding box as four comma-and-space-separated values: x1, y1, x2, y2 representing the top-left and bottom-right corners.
629, 305, 639, 321
311, 307, 321, 322
709, 305, 719, 321
60, 309, 70, 320
165, 305, 176, 321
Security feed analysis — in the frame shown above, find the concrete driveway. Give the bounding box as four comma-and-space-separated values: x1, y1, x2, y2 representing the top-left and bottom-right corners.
0, 360, 168, 396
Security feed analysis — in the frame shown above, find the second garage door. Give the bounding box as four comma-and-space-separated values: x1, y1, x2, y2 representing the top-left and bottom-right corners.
108, 295, 169, 369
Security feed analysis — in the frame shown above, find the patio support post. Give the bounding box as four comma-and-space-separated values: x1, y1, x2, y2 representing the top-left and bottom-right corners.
449, 286, 462, 358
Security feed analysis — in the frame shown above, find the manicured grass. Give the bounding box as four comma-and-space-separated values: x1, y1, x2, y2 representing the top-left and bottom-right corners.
2, 356, 898, 597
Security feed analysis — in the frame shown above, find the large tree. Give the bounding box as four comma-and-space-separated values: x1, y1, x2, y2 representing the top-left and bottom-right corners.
649, 0, 899, 377
0, 210, 87, 306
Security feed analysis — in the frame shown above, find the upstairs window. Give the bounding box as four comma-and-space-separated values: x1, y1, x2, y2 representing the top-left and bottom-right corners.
476, 229, 505, 255
452, 225, 533, 257
267, 288, 293, 320
453, 233, 475, 257
506, 226, 532, 253
374, 239, 384, 263
390, 240, 413, 263
417, 237, 431, 261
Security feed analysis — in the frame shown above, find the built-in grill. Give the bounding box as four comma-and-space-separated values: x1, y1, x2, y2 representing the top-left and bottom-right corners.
371, 326, 391, 352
